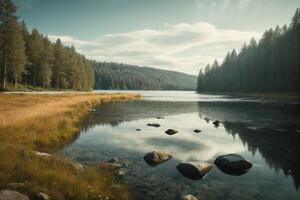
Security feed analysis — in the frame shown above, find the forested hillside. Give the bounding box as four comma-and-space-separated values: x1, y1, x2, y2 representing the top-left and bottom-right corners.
0, 0, 94, 91
92, 62, 197, 90
197, 8, 300, 93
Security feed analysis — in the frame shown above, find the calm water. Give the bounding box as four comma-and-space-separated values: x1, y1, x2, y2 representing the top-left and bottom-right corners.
64, 91, 300, 200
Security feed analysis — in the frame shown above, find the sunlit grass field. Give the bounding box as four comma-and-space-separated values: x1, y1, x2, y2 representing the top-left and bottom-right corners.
0, 93, 140, 200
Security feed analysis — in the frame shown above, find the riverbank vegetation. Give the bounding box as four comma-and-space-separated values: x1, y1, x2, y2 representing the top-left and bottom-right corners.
197, 8, 300, 93
0, 93, 140, 200
0, 0, 94, 91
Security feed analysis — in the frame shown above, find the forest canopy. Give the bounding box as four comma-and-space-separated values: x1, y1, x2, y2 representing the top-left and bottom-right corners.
92, 61, 197, 91
197, 8, 300, 93
0, 0, 94, 91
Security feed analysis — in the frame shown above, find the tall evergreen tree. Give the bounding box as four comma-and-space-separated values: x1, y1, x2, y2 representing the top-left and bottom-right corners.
0, 0, 16, 89
6, 17, 27, 87
197, 8, 300, 94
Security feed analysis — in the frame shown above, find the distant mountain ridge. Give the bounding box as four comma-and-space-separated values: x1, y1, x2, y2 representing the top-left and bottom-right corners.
92, 61, 197, 91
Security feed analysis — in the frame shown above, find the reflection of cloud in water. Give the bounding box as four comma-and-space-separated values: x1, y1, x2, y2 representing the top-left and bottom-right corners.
102, 113, 246, 162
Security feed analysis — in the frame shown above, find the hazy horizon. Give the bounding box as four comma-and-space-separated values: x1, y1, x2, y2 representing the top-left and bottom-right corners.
15, 0, 300, 75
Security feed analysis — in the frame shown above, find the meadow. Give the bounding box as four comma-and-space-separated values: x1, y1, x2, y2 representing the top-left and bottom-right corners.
0, 93, 140, 200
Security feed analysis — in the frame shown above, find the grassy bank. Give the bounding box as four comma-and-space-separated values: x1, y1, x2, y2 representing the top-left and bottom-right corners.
0, 93, 140, 200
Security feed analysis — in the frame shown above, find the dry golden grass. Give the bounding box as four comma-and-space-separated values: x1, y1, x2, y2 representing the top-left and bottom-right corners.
0, 93, 139, 150
0, 92, 140, 200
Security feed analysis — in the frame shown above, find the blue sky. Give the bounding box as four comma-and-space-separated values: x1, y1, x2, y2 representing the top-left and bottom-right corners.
15, 0, 300, 74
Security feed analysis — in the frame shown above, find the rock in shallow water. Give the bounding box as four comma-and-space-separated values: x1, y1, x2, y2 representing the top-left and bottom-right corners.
165, 129, 178, 135
0, 190, 30, 200
193, 129, 202, 133
144, 151, 172, 166
176, 162, 213, 180
182, 194, 198, 200
108, 157, 120, 163
147, 123, 161, 128
214, 153, 253, 175
212, 120, 220, 127
34, 192, 51, 200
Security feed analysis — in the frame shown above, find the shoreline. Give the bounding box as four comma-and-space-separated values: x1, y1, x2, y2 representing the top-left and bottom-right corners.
0, 92, 140, 200
198, 92, 300, 100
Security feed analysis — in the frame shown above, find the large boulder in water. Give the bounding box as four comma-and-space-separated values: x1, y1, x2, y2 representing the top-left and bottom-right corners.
165, 129, 178, 135
214, 153, 253, 175
176, 162, 213, 180
0, 190, 30, 200
144, 151, 172, 166
182, 194, 198, 200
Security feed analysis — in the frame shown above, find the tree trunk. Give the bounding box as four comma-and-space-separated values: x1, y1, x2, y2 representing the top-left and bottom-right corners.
14, 76, 17, 88
1, 41, 8, 90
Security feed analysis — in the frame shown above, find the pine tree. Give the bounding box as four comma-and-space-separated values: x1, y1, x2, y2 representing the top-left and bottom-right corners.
6, 17, 27, 87
0, 0, 16, 89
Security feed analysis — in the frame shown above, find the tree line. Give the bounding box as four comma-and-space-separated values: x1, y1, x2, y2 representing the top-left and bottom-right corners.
0, 0, 94, 91
197, 8, 300, 93
92, 61, 197, 90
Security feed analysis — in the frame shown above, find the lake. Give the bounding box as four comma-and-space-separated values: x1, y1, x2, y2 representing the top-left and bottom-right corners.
64, 91, 300, 200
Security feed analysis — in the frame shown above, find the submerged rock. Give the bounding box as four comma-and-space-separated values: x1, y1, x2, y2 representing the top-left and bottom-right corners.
34, 192, 51, 200
0, 190, 30, 200
214, 153, 253, 175
176, 162, 213, 180
165, 129, 178, 135
108, 157, 120, 163
157, 116, 165, 119
117, 170, 126, 178
193, 129, 202, 133
136, 129, 142, 131
147, 123, 161, 128
144, 151, 172, 166
204, 117, 210, 123
73, 163, 84, 171
182, 194, 198, 200
213, 120, 220, 127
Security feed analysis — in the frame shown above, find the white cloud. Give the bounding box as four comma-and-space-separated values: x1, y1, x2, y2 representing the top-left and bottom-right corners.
49, 21, 260, 75
194, 0, 252, 11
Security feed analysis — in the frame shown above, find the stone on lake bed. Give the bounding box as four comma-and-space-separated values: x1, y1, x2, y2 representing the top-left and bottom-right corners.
182, 194, 198, 200
147, 123, 161, 128
136, 128, 142, 131
144, 151, 172, 166
214, 153, 253, 175
176, 162, 213, 180
193, 129, 202, 133
0, 190, 30, 200
157, 116, 165, 119
204, 117, 210, 123
117, 170, 127, 178
108, 157, 120, 163
34, 192, 51, 200
165, 129, 178, 135
213, 120, 220, 126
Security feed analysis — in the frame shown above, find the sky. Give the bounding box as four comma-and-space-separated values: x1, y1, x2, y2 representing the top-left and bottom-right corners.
15, 0, 300, 75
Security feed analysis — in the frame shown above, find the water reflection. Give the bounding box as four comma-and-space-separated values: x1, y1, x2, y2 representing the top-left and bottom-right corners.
65, 95, 300, 200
